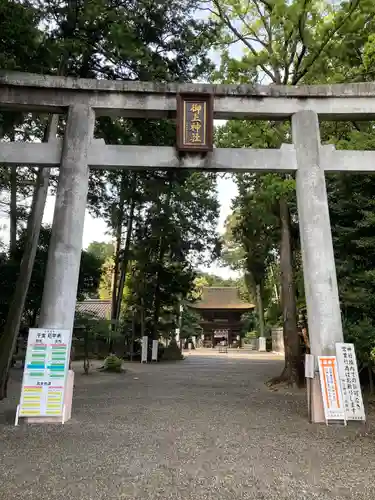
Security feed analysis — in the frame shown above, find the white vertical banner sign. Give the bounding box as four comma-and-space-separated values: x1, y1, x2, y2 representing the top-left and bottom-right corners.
305, 354, 315, 379
318, 356, 346, 423
17, 328, 71, 419
305, 354, 315, 421
152, 340, 158, 362
141, 336, 148, 363
335, 343, 366, 421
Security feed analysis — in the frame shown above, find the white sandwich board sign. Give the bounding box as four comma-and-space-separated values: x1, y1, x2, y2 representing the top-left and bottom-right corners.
318, 356, 346, 423
17, 328, 71, 419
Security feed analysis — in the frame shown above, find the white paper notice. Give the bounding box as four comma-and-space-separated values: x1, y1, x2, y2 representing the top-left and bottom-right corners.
18, 328, 71, 417
318, 356, 345, 421
336, 343, 365, 421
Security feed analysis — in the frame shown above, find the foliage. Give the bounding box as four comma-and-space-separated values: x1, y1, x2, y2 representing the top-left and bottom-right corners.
207, 0, 364, 86
102, 354, 123, 373
98, 256, 115, 300
319, 124, 375, 369
196, 272, 240, 287
180, 307, 203, 339
208, 0, 374, 386
74, 311, 112, 342
217, 123, 287, 339
243, 330, 257, 344
74, 311, 112, 373
0, 0, 51, 73
87, 241, 114, 264
161, 339, 184, 361
241, 313, 257, 337
125, 170, 219, 339
0, 226, 102, 329
0, 0, 221, 378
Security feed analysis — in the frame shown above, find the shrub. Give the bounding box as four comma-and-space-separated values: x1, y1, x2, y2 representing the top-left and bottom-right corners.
243, 331, 257, 344
103, 355, 123, 372
161, 340, 184, 361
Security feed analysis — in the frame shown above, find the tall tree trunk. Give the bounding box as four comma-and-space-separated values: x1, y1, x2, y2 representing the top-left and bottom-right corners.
151, 237, 167, 340
0, 116, 57, 399
115, 174, 137, 325
151, 178, 173, 340
140, 297, 145, 338
130, 310, 135, 362
83, 328, 90, 374
110, 173, 127, 351
269, 261, 280, 304
255, 283, 265, 338
278, 197, 303, 386
9, 131, 17, 257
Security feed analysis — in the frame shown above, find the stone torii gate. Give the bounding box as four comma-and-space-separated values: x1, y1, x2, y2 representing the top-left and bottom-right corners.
1, 72, 375, 423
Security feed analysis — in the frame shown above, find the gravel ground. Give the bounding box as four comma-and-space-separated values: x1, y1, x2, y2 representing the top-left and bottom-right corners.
1, 351, 375, 500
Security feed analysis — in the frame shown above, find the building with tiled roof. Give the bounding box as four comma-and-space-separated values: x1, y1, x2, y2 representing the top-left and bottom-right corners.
189, 287, 254, 348
190, 287, 254, 310
75, 299, 112, 320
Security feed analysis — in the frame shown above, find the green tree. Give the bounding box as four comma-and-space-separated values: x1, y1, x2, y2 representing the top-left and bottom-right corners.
0, 0, 80, 398
180, 307, 203, 340
0, 226, 102, 329
0, 0, 220, 395
196, 272, 240, 288
208, 0, 366, 385
40, 0, 221, 345
87, 241, 114, 264
323, 126, 375, 376
222, 209, 271, 339
216, 119, 301, 383
73, 311, 112, 374
0, 0, 51, 73
125, 170, 219, 341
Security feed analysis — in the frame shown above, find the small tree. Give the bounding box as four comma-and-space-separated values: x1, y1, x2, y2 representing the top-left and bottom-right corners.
74, 312, 111, 374
180, 307, 203, 342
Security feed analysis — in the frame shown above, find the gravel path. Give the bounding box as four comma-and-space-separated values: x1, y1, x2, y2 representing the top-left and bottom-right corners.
1, 351, 375, 499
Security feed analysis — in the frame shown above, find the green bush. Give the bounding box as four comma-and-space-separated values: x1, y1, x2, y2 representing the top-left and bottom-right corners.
161, 340, 184, 361
243, 331, 257, 344
103, 355, 123, 372
343, 318, 375, 368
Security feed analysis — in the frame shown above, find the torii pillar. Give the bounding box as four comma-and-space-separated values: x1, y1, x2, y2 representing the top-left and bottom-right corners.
292, 110, 344, 423
28, 104, 94, 423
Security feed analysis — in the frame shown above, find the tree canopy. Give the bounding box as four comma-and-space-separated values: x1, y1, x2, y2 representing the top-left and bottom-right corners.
208, 0, 375, 384
0, 0, 221, 390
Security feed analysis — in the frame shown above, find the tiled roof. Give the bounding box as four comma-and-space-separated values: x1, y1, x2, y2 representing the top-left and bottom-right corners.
75, 299, 112, 320
190, 287, 255, 310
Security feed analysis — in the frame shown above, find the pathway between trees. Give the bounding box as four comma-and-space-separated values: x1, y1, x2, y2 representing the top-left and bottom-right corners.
0, 351, 374, 499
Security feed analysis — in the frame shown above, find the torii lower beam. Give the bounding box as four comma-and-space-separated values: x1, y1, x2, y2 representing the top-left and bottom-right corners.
0, 141, 296, 171
1, 140, 374, 172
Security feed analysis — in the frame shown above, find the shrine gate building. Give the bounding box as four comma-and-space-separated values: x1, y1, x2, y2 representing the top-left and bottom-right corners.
189, 287, 254, 348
